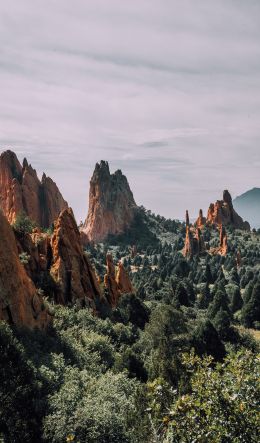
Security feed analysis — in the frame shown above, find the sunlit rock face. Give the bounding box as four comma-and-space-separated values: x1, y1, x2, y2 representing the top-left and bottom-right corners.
81, 161, 137, 243
50, 208, 101, 305
206, 190, 250, 231
0, 150, 68, 228
0, 210, 50, 329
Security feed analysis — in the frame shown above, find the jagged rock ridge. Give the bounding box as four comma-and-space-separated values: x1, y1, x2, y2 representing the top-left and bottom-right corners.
81, 161, 137, 243
0, 150, 68, 228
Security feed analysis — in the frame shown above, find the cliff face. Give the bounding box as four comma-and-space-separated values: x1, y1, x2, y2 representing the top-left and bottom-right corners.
206, 190, 250, 230
50, 208, 101, 305
0, 150, 68, 228
81, 161, 137, 243
0, 210, 50, 328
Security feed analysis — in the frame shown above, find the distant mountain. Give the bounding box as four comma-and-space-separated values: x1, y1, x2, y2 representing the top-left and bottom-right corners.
233, 188, 260, 229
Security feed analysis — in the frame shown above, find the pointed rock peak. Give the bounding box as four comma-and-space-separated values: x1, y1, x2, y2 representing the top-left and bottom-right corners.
223, 189, 233, 206
22, 157, 29, 169
185, 210, 190, 227
92, 160, 110, 180
114, 168, 123, 176
0, 149, 19, 163
42, 172, 47, 182
50, 207, 101, 305
81, 160, 137, 243
0, 149, 68, 228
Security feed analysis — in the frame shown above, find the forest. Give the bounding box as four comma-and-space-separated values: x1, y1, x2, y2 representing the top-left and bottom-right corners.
0, 208, 259, 443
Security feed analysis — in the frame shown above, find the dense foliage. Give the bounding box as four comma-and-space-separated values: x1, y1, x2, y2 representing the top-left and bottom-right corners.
1, 211, 259, 442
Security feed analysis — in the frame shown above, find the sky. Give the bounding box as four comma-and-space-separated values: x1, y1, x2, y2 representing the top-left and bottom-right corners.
0, 0, 260, 222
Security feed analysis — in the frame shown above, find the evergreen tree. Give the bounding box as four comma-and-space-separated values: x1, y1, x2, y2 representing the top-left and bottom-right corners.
208, 290, 231, 320
192, 320, 226, 361
241, 282, 260, 328
230, 287, 243, 313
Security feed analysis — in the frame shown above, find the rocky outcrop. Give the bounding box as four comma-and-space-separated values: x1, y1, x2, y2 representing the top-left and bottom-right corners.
50, 208, 101, 305
81, 161, 137, 243
195, 209, 206, 229
104, 253, 120, 307
184, 211, 205, 258
0, 210, 50, 328
0, 150, 68, 228
104, 254, 134, 307
219, 224, 228, 256
210, 224, 228, 256
116, 261, 134, 294
15, 228, 52, 283
206, 190, 250, 230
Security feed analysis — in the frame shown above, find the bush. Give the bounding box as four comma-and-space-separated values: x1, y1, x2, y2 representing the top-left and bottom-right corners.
12, 212, 37, 234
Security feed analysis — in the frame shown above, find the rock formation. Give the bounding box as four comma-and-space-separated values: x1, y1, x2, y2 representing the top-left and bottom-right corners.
104, 254, 134, 307
219, 224, 228, 256
15, 228, 52, 283
206, 190, 250, 230
116, 261, 134, 294
0, 150, 68, 228
210, 224, 228, 256
183, 211, 205, 258
104, 253, 120, 307
0, 210, 50, 328
195, 209, 206, 229
81, 161, 137, 243
50, 208, 101, 305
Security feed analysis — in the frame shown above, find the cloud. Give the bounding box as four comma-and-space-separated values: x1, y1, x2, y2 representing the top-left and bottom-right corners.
0, 0, 260, 221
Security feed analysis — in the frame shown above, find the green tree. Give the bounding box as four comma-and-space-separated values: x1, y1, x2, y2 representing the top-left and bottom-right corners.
164, 350, 259, 443
241, 282, 260, 328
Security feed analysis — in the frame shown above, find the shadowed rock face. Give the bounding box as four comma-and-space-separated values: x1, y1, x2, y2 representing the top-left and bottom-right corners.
207, 190, 250, 231
0, 210, 50, 328
0, 150, 68, 228
81, 161, 137, 243
50, 208, 101, 305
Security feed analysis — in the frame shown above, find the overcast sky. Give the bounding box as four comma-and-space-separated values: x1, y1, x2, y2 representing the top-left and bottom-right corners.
0, 0, 260, 222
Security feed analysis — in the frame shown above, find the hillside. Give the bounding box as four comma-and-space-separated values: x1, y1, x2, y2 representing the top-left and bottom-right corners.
0, 154, 259, 443
234, 188, 260, 229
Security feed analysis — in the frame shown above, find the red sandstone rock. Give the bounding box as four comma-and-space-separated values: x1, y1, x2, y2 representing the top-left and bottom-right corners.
184, 211, 205, 258
104, 253, 134, 306
50, 208, 101, 305
116, 261, 134, 294
209, 224, 228, 256
219, 224, 228, 256
206, 190, 250, 230
0, 150, 68, 228
81, 161, 137, 243
0, 210, 50, 328
104, 253, 120, 307
195, 209, 206, 229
